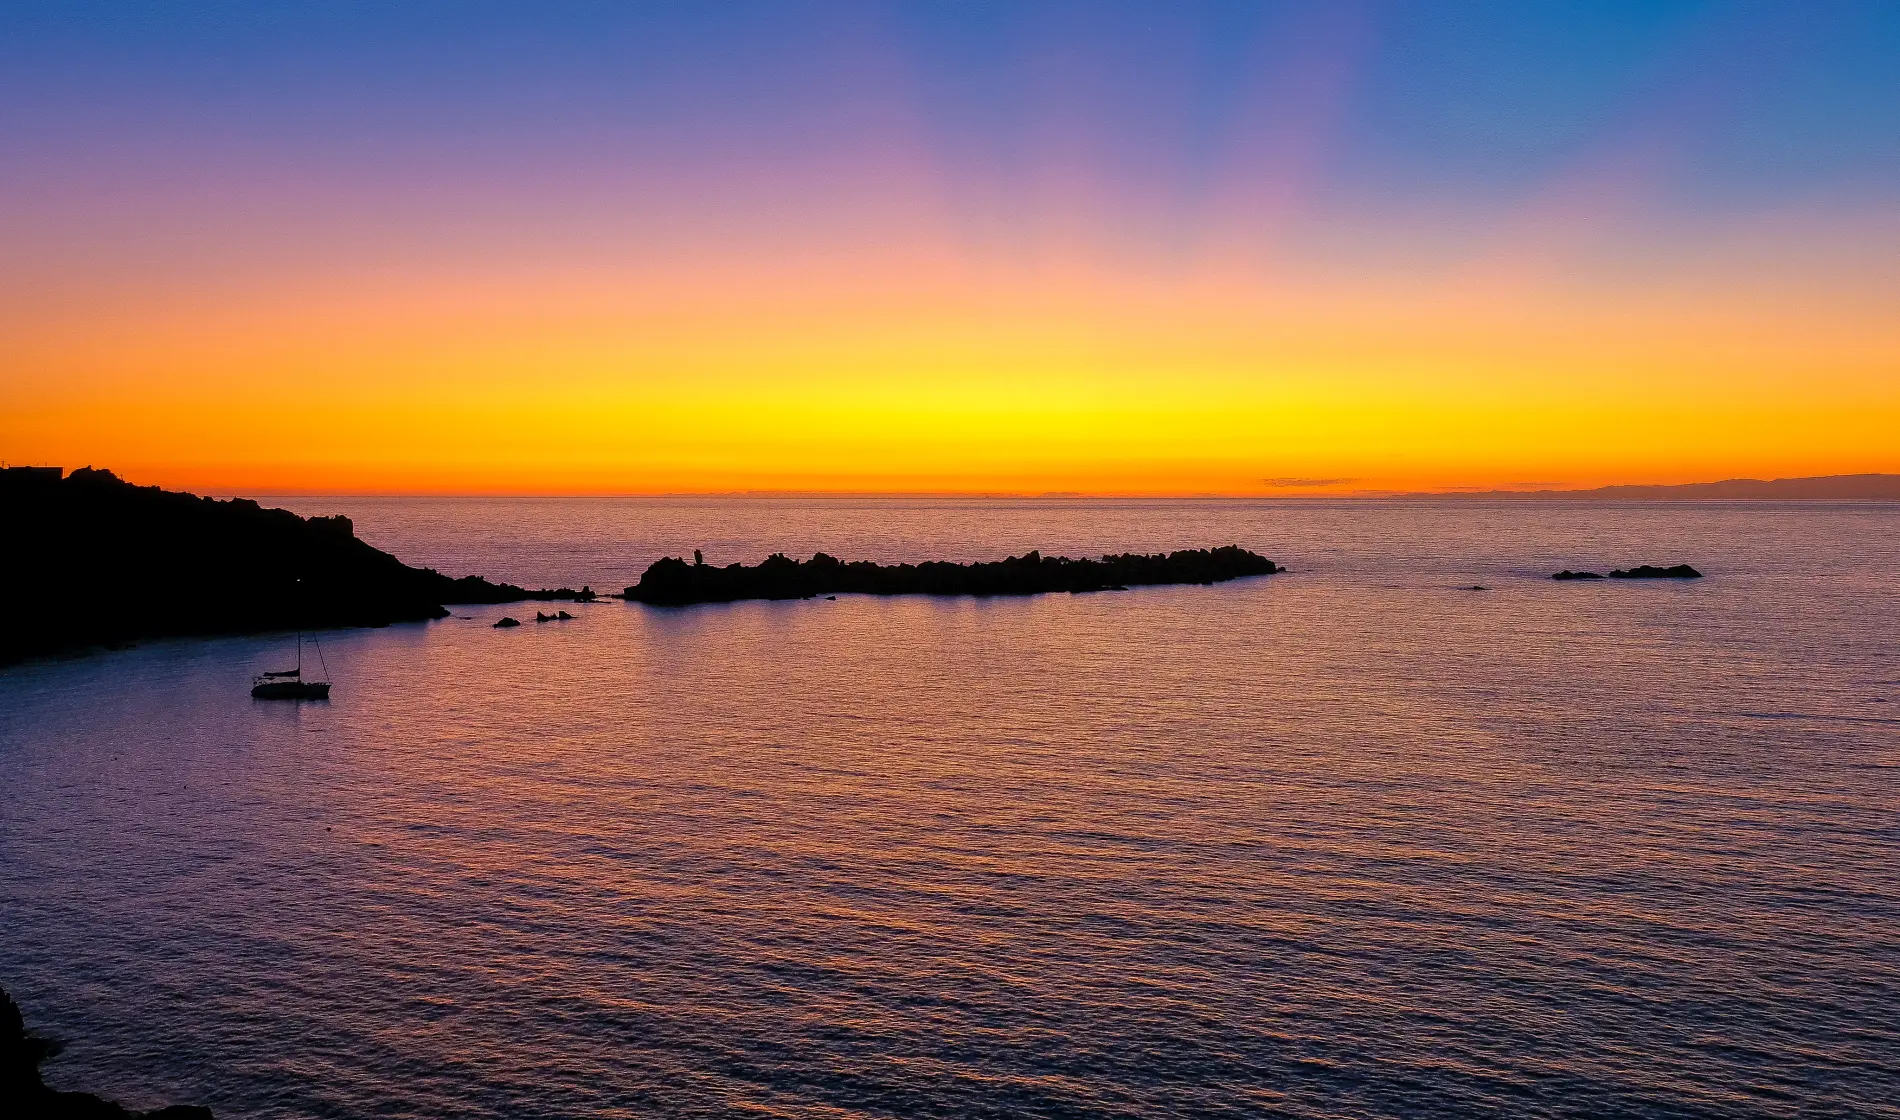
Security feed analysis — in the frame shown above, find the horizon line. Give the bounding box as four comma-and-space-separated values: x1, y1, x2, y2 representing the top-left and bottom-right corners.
16, 465, 1900, 502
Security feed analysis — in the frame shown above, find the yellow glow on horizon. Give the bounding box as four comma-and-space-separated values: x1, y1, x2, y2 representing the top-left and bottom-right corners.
5, 219, 1898, 495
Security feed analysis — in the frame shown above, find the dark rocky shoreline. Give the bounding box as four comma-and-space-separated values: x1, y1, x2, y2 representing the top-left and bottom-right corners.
0, 467, 1284, 661
2, 987, 209, 1119
622, 546, 1283, 605
5, 465, 1713, 661
0, 467, 584, 666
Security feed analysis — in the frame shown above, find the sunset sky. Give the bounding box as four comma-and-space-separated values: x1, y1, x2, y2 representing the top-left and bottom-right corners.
3, 2, 1897, 494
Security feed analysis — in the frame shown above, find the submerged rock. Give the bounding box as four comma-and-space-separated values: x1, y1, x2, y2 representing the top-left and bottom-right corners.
493, 617, 521, 628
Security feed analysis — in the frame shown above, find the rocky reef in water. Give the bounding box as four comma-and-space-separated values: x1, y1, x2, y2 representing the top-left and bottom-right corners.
0, 466, 588, 665
2, 986, 210, 1119
622, 546, 1283, 605
1610, 564, 1702, 579
1552, 564, 1702, 581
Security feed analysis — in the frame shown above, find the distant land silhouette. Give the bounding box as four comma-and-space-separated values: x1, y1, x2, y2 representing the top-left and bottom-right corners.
0, 467, 594, 665
1424, 473, 1900, 500
623, 547, 1282, 605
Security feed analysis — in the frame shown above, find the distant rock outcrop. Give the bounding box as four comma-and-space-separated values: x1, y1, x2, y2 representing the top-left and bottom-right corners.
622, 547, 1282, 606
1609, 564, 1702, 579
1552, 565, 1701, 580
2, 986, 211, 1119
0, 467, 582, 665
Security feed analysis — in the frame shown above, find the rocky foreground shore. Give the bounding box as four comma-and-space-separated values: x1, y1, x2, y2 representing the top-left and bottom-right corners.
623, 546, 1283, 605
1, 987, 210, 1119
0, 467, 588, 665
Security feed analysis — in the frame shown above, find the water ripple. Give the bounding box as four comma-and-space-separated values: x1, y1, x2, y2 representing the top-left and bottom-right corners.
3, 500, 1898, 1118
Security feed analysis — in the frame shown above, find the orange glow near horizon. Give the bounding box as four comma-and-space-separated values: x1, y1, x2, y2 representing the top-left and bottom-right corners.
6, 213, 1898, 496
5, 7, 1899, 496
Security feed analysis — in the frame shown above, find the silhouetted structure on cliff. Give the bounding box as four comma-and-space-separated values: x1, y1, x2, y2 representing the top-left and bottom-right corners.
624, 546, 1282, 605
2, 986, 210, 1119
0, 467, 582, 665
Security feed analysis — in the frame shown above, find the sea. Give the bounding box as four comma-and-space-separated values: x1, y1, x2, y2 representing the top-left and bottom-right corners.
2, 498, 1896, 1119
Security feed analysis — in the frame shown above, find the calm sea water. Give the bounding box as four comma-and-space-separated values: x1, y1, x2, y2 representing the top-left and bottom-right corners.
3, 499, 1897, 1119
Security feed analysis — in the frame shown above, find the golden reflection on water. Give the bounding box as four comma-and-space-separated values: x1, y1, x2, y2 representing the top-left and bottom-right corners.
2, 501, 1897, 1118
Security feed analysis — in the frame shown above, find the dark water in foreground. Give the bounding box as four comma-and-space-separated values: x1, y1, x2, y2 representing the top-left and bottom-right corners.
3, 499, 1898, 1119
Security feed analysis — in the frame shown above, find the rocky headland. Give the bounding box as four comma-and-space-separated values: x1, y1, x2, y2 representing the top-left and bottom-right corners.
0, 467, 586, 665
2, 986, 210, 1119
622, 546, 1283, 605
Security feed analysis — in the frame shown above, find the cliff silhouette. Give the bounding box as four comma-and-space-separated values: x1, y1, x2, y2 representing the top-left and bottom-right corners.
623, 547, 1282, 605
0, 467, 583, 665
2, 986, 210, 1119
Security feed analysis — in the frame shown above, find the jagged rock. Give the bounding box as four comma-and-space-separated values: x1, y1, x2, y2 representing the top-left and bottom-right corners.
622, 546, 1282, 606
2, 986, 212, 1119
1554, 565, 1702, 581
1610, 564, 1702, 579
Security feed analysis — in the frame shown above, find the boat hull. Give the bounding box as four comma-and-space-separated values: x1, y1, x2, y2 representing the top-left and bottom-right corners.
251, 680, 331, 700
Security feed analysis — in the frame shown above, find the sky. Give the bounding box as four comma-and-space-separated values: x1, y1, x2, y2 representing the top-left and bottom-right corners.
2, 1, 1897, 495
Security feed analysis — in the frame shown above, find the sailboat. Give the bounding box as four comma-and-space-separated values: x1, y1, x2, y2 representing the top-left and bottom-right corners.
252, 585, 332, 699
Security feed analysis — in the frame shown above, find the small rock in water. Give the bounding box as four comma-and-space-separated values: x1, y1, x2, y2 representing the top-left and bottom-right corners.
494, 616, 521, 628
557, 610, 574, 619
1551, 570, 1605, 580
1610, 564, 1702, 579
